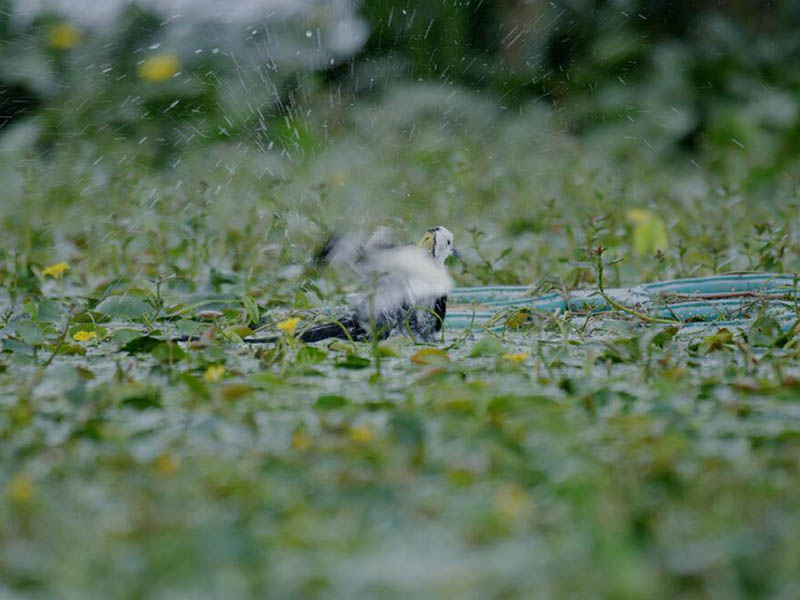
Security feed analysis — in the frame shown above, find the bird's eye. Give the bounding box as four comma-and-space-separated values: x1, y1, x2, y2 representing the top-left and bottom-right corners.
447, 240, 451, 245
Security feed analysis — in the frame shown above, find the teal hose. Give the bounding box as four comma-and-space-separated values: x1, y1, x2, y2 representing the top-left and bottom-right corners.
446, 273, 800, 330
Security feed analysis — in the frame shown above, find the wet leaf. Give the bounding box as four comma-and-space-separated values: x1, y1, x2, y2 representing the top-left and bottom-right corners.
243, 295, 260, 325
315, 394, 349, 410
296, 345, 327, 365
748, 315, 782, 347
410, 348, 451, 366
96, 296, 152, 320
469, 336, 504, 357
698, 329, 734, 355
15, 320, 44, 346
121, 336, 163, 354
222, 384, 254, 400
37, 299, 65, 323
151, 342, 187, 363
335, 355, 370, 369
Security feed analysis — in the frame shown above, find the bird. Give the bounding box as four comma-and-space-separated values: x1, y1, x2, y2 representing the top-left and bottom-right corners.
171, 226, 457, 346
298, 225, 458, 343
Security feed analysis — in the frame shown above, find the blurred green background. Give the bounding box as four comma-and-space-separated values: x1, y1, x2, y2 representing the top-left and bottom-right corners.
3, 0, 800, 285
3, 0, 800, 181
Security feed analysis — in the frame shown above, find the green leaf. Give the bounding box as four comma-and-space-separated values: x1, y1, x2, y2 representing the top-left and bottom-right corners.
120, 335, 163, 354
410, 348, 450, 366
37, 299, 65, 323
57, 343, 87, 356
698, 329, 734, 355
117, 384, 162, 410
243, 295, 259, 325
151, 342, 187, 363
112, 328, 145, 346
748, 315, 782, 347
222, 327, 244, 344
3, 337, 35, 357
178, 374, 211, 399
314, 394, 349, 410
335, 355, 370, 369
15, 320, 44, 346
469, 336, 504, 357
647, 326, 679, 348
96, 296, 152, 320
296, 345, 327, 365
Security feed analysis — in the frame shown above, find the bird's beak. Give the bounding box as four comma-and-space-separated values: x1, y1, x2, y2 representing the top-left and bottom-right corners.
450, 248, 462, 261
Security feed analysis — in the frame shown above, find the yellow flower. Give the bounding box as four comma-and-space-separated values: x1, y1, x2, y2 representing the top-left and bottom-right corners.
204, 364, 225, 382
627, 208, 651, 224
42, 262, 69, 279
276, 317, 301, 336
494, 483, 529, 521
73, 330, 96, 343
627, 208, 668, 255
8, 473, 35, 504
48, 23, 82, 50
138, 53, 180, 82
155, 452, 179, 475
502, 352, 530, 365
292, 429, 311, 451
349, 424, 374, 444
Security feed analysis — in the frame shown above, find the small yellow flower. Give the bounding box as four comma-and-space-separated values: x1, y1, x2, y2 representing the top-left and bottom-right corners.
627, 208, 668, 255
8, 473, 35, 504
276, 317, 301, 336
349, 424, 374, 444
494, 483, 529, 521
627, 208, 652, 224
292, 429, 311, 451
42, 262, 69, 279
48, 23, 82, 50
138, 53, 180, 82
73, 330, 97, 343
502, 352, 530, 365
155, 452, 179, 475
204, 364, 225, 382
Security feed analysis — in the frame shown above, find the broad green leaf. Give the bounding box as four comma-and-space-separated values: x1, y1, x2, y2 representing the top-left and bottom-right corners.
296, 345, 327, 365
15, 320, 44, 346
121, 335, 162, 354
96, 296, 152, 320
151, 342, 187, 363
469, 336, 504, 357
37, 299, 65, 323
748, 315, 782, 347
335, 355, 370, 369
314, 394, 349, 410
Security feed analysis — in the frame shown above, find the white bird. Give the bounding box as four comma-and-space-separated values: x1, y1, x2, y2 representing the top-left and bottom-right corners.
301, 226, 458, 343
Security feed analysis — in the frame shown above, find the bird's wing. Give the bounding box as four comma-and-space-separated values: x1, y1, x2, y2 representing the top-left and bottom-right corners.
362, 246, 452, 320
314, 228, 452, 324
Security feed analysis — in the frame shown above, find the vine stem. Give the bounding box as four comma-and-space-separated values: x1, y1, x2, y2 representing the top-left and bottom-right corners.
593, 248, 679, 326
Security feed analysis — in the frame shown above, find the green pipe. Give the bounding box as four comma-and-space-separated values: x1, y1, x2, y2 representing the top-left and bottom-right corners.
445, 273, 799, 330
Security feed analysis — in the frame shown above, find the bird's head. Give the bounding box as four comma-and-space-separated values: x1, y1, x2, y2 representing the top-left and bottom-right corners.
418, 226, 457, 267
